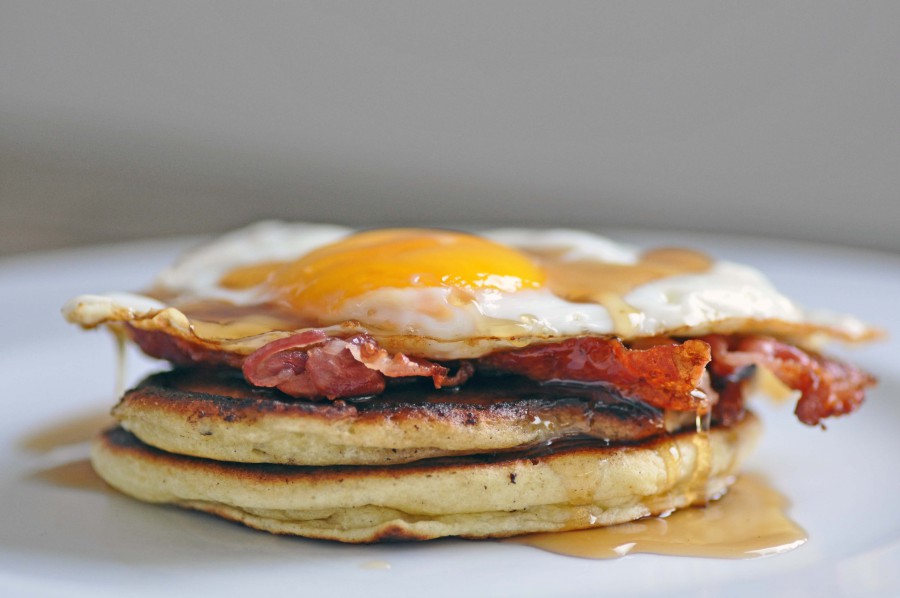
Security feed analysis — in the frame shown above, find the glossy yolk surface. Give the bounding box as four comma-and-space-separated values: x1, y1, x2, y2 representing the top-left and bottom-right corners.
220, 229, 545, 315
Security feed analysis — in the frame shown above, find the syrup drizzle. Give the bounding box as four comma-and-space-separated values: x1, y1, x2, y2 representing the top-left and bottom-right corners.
687, 409, 713, 506
530, 247, 712, 337
113, 328, 128, 398
505, 474, 806, 559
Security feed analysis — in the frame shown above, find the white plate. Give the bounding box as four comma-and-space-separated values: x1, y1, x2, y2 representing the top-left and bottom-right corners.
2, 231, 898, 598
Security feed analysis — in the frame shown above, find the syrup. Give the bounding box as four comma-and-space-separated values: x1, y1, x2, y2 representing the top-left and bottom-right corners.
22, 409, 114, 493
531, 247, 712, 337
20, 409, 114, 453
505, 474, 806, 559
114, 328, 128, 397
30, 458, 111, 493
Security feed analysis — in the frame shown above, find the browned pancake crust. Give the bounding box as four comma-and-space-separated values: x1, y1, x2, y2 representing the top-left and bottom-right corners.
126, 369, 668, 438
100, 423, 672, 478
112, 368, 698, 465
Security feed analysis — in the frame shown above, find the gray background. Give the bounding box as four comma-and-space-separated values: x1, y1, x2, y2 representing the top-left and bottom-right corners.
2, 1, 898, 256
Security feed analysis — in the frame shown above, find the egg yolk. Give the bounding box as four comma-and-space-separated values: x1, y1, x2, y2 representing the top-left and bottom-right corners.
221, 229, 545, 315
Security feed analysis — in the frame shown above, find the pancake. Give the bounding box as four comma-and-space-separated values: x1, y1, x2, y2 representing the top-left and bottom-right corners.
112, 369, 698, 466
91, 413, 760, 543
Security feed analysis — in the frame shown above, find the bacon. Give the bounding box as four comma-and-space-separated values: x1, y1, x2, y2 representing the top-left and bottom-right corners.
132, 324, 873, 425
479, 337, 713, 412
247, 334, 713, 409
242, 331, 473, 400
128, 326, 244, 368
703, 334, 875, 426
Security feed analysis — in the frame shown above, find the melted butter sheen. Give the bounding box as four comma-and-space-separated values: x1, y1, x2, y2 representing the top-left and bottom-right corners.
505, 474, 806, 559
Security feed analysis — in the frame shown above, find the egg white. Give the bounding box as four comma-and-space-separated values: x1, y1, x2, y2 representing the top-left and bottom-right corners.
153, 221, 353, 303
63, 221, 877, 360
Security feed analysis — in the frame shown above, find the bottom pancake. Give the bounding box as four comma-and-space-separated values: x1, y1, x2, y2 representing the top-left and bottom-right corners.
91, 414, 760, 543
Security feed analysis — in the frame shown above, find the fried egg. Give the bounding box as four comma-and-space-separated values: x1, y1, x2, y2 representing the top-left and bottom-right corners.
62, 221, 876, 360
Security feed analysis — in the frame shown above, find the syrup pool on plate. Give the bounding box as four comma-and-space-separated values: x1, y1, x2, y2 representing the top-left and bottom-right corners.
505, 473, 806, 559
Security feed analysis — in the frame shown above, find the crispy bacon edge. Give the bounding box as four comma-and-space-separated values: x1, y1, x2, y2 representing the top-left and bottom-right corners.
479, 337, 713, 413
703, 334, 875, 426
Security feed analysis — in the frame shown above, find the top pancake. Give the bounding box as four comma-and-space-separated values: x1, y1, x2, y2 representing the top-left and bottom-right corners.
112, 368, 697, 466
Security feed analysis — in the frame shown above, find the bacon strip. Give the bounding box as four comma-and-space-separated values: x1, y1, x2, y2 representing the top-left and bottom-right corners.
704, 335, 875, 425
131, 324, 873, 425
479, 337, 713, 412
242, 331, 473, 400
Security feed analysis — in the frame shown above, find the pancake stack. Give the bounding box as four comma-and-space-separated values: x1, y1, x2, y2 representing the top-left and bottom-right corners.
66, 222, 875, 542
92, 369, 760, 542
